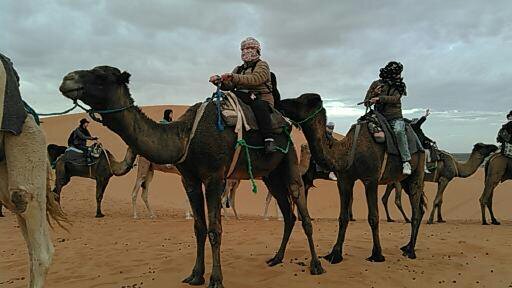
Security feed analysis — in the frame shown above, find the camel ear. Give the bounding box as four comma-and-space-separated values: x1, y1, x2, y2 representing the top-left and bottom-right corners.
118, 71, 131, 84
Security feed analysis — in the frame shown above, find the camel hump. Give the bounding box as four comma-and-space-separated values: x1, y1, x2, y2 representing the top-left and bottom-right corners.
220, 91, 289, 132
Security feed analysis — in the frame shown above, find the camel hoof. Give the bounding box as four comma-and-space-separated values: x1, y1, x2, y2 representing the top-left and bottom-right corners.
426, 219, 434, 225
437, 219, 446, 223
387, 218, 395, 223
150, 214, 157, 219
482, 221, 489, 225
207, 280, 224, 288
323, 250, 343, 264
405, 218, 411, 223
95, 213, 105, 218
401, 245, 416, 259
182, 274, 205, 285
0, 214, 4, 218
350, 218, 356, 222
367, 254, 386, 262
310, 259, 326, 275
266, 255, 283, 267
491, 220, 501, 225
264, 217, 270, 221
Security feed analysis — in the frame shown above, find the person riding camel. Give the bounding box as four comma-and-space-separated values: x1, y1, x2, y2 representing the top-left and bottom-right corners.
325, 121, 338, 180
365, 61, 412, 175
160, 108, 173, 124
407, 109, 437, 167
209, 37, 276, 153
68, 118, 98, 164
497, 110, 512, 156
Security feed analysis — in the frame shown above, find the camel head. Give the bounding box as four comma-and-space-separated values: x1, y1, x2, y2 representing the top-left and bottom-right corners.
473, 143, 499, 157
280, 93, 327, 130
60, 66, 131, 110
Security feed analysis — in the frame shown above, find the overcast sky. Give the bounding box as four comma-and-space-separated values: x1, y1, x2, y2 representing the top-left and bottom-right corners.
2, 0, 511, 152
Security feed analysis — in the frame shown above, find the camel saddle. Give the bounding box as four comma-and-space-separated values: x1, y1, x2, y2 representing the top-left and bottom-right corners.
60, 143, 103, 166
503, 143, 512, 158
0, 53, 27, 136
219, 91, 289, 133
358, 111, 423, 157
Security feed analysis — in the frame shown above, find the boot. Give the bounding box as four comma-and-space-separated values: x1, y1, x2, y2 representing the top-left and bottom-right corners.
264, 138, 275, 153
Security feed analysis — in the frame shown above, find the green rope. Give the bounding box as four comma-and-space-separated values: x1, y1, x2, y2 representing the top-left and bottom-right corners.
292, 105, 324, 126
235, 127, 292, 193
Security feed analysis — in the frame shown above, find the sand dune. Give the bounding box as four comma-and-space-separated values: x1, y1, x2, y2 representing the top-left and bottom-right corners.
1, 105, 511, 288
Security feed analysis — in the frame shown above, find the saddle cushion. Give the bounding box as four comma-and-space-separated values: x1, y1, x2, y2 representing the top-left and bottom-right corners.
370, 111, 423, 157
0, 54, 27, 136
220, 91, 289, 132
61, 146, 101, 166
503, 143, 512, 158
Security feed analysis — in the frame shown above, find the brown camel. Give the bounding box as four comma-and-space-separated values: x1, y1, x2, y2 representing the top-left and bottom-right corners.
49, 143, 136, 217
59, 66, 325, 288
1, 55, 67, 287
479, 153, 512, 225
385, 143, 498, 224
280, 93, 427, 262
131, 156, 241, 220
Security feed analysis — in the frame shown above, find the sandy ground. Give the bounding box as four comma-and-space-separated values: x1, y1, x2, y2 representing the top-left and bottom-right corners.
1, 105, 512, 288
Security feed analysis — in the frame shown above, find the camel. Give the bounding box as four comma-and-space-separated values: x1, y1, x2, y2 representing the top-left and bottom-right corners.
131, 156, 241, 220
49, 143, 136, 217
0, 201, 3, 217
384, 143, 498, 224
280, 93, 427, 262
1, 55, 67, 288
479, 152, 512, 225
59, 66, 325, 287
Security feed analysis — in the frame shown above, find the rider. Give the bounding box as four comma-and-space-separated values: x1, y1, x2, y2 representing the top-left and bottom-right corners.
68, 118, 98, 164
160, 109, 173, 124
497, 110, 512, 155
365, 61, 412, 175
409, 109, 436, 161
209, 37, 275, 153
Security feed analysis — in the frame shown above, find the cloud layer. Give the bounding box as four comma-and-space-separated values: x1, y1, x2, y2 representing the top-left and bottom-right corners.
3, 0, 511, 151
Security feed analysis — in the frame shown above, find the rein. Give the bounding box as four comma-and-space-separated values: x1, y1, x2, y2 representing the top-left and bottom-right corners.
291, 105, 324, 126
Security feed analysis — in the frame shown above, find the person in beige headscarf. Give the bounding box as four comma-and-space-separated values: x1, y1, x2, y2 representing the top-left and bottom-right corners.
210, 37, 276, 153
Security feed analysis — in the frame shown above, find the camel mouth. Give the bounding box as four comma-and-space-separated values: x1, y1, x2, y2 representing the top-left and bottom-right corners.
59, 85, 84, 100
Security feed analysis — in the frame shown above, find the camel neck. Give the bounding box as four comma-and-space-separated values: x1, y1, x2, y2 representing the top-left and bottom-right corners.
455, 150, 485, 178
99, 87, 191, 164
301, 120, 346, 172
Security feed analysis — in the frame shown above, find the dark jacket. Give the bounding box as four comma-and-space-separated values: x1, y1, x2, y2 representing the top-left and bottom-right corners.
409, 116, 435, 148
497, 121, 512, 144
365, 79, 404, 120
221, 59, 273, 106
68, 126, 94, 148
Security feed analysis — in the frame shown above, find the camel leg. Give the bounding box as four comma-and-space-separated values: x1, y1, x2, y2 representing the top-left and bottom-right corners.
0, 201, 4, 217
364, 180, 385, 262
393, 182, 410, 223
487, 190, 500, 225
204, 177, 225, 288
141, 170, 156, 218
324, 176, 355, 264
95, 179, 109, 218
400, 176, 426, 259
182, 176, 206, 286
229, 181, 240, 220
349, 194, 355, 221
130, 178, 143, 219
263, 175, 296, 266
263, 191, 273, 220
4, 116, 54, 288
382, 184, 394, 222
428, 177, 449, 224
52, 161, 70, 204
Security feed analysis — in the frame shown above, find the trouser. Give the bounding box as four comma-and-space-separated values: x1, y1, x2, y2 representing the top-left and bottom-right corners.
234, 91, 274, 139
389, 118, 411, 162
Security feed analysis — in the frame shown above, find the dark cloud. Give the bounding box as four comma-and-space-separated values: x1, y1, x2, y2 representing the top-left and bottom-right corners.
2, 0, 511, 151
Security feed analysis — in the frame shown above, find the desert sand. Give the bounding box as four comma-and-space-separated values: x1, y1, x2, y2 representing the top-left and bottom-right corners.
1, 105, 511, 288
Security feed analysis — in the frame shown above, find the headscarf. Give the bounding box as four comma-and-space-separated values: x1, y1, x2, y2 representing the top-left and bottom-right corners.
241, 37, 261, 63
379, 61, 407, 96
507, 110, 512, 120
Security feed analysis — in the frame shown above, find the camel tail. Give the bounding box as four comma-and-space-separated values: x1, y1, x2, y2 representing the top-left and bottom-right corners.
46, 162, 70, 230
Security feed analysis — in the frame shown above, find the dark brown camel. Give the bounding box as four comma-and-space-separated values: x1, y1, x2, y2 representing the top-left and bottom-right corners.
49, 143, 136, 217
385, 143, 498, 224
280, 93, 427, 262
59, 66, 324, 288
479, 153, 512, 225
